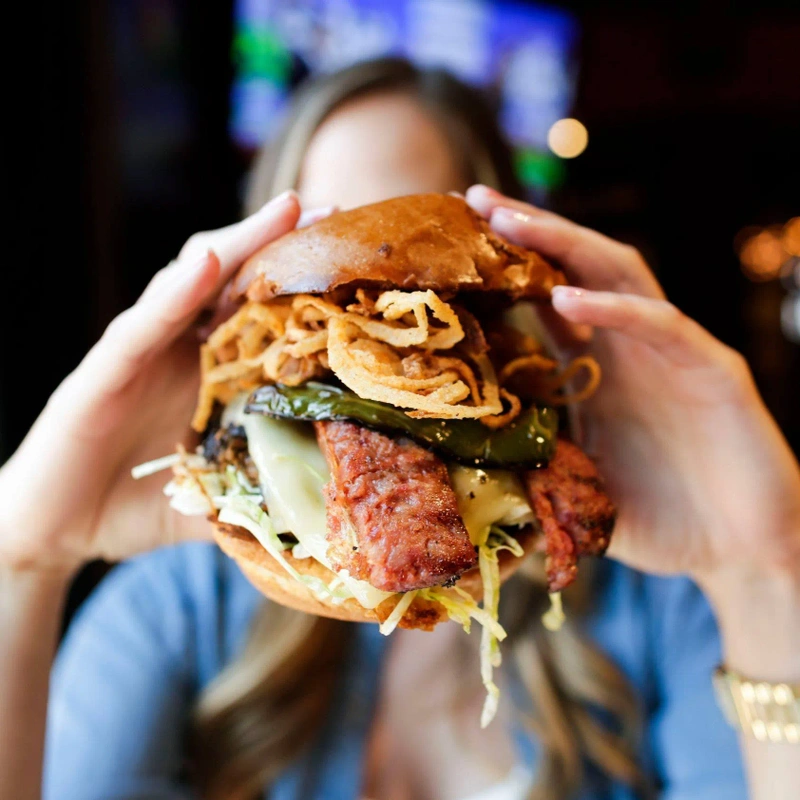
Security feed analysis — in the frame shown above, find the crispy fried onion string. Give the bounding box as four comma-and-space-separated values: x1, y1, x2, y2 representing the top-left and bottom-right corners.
346, 290, 465, 350
499, 353, 602, 406
479, 388, 522, 430
327, 316, 503, 420
192, 289, 602, 433
192, 297, 328, 431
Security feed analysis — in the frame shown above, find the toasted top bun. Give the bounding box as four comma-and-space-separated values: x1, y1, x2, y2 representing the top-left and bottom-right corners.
213, 520, 536, 631
230, 193, 565, 303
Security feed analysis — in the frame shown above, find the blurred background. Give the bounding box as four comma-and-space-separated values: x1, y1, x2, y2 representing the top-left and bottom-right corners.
4, 0, 799, 520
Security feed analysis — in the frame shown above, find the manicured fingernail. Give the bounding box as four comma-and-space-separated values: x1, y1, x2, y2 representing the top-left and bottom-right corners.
175, 255, 213, 286
161, 252, 211, 296
552, 286, 584, 299
267, 189, 298, 208
473, 184, 500, 197
298, 206, 336, 228
492, 207, 534, 225
173, 251, 208, 275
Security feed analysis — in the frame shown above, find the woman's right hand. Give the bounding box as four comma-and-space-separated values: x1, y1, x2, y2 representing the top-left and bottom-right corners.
466, 184, 800, 588
0, 191, 303, 576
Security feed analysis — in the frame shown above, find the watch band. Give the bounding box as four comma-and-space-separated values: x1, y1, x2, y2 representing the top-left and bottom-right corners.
713, 666, 800, 743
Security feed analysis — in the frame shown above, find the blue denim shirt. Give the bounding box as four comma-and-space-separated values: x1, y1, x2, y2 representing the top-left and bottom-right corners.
43, 543, 746, 799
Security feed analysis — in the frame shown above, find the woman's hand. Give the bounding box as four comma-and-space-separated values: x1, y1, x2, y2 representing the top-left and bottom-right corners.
467, 185, 800, 624
0, 191, 304, 576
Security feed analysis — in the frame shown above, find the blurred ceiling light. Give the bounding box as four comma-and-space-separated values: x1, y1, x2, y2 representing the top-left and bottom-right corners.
547, 118, 588, 159
736, 218, 799, 282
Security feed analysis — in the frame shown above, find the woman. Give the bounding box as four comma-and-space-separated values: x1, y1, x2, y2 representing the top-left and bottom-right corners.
1, 59, 798, 800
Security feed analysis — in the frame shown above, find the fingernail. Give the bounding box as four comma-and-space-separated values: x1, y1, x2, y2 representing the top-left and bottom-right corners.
156, 253, 210, 299
552, 286, 584, 299
473, 184, 500, 197
298, 205, 336, 228
181, 251, 213, 282
171, 251, 207, 274
492, 207, 534, 225
266, 189, 298, 208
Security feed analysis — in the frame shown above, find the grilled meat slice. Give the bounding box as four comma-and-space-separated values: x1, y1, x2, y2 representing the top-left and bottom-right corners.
315, 420, 477, 593
524, 439, 616, 592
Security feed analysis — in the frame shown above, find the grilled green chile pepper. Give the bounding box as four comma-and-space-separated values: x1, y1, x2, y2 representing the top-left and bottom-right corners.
245, 382, 557, 468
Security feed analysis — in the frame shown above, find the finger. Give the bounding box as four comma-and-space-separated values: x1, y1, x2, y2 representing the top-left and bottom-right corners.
297, 205, 337, 229
140, 192, 301, 305
534, 303, 594, 355
492, 209, 663, 299
83, 251, 221, 390
177, 189, 301, 281
551, 286, 745, 374
138, 260, 180, 303
466, 184, 555, 220
466, 185, 663, 299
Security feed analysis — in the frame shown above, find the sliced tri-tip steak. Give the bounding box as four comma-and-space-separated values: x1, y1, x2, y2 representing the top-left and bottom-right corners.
524, 439, 616, 593
314, 420, 477, 593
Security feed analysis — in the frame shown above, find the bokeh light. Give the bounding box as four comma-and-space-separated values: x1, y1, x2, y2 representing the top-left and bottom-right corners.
736, 218, 799, 282
783, 217, 800, 256
738, 228, 786, 281
547, 118, 588, 159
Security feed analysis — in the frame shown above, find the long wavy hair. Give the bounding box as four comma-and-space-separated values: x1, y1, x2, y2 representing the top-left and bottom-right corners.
189, 57, 652, 800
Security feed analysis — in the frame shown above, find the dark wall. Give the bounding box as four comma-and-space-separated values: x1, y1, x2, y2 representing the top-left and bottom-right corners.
4, 0, 239, 460
5, 3, 96, 458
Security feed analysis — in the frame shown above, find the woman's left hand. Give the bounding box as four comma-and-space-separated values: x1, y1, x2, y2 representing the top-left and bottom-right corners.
467, 185, 800, 678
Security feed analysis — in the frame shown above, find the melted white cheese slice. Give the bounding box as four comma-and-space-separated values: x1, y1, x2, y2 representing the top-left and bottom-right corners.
448, 465, 534, 546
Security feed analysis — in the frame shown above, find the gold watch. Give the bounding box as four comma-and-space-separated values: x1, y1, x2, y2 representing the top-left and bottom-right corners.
713, 666, 800, 743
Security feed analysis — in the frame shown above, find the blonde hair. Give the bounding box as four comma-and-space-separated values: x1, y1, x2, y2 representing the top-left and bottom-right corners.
190, 57, 652, 800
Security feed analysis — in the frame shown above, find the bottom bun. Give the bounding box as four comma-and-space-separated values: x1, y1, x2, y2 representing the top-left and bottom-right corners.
212, 521, 536, 631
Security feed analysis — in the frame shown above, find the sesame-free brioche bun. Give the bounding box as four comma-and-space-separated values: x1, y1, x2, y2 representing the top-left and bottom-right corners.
213, 521, 537, 631
230, 193, 565, 303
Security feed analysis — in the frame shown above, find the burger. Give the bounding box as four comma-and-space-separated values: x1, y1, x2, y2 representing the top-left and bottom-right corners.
135, 193, 615, 726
